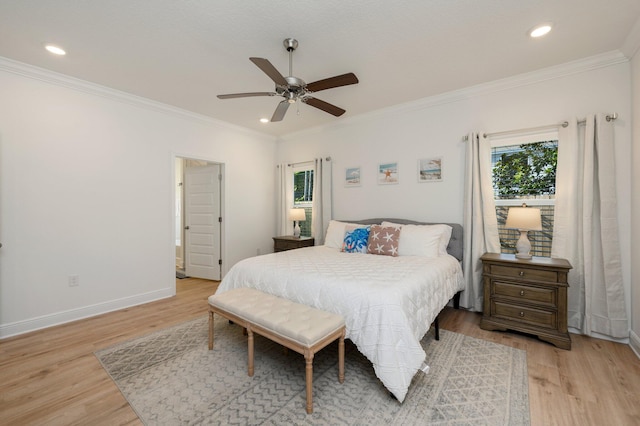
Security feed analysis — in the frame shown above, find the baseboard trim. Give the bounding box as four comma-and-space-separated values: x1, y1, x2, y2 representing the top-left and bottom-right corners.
568, 326, 630, 345
0, 288, 173, 339
630, 330, 640, 360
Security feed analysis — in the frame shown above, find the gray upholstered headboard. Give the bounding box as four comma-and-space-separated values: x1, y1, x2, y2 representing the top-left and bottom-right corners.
338, 218, 463, 262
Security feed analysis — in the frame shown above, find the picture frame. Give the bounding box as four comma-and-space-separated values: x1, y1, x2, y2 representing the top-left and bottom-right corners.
345, 166, 361, 187
378, 162, 398, 185
418, 157, 443, 182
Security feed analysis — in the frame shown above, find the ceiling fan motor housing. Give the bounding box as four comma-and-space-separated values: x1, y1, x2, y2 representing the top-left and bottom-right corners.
277, 76, 306, 102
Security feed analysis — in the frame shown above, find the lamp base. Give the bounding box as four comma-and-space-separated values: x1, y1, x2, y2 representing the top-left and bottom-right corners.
515, 253, 533, 260
293, 222, 301, 238
514, 229, 532, 260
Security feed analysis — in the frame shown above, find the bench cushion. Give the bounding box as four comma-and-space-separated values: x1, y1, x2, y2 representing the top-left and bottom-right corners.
209, 288, 345, 347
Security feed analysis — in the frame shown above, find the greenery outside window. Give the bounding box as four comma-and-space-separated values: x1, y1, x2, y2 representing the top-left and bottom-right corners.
491, 135, 558, 257
293, 166, 313, 237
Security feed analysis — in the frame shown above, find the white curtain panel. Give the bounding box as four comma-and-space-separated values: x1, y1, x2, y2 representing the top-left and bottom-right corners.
311, 157, 332, 245
275, 164, 292, 236
552, 114, 628, 338
462, 133, 501, 311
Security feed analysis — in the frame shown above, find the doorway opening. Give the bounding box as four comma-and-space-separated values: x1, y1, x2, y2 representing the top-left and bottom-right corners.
175, 156, 224, 282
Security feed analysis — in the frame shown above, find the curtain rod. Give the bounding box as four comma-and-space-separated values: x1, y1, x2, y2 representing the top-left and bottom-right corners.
285, 157, 332, 167
461, 113, 618, 141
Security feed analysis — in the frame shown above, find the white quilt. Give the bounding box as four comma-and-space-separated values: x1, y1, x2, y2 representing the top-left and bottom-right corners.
216, 245, 465, 402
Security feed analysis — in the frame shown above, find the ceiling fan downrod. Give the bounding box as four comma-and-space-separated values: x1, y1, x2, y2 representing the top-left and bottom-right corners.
284, 38, 298, 77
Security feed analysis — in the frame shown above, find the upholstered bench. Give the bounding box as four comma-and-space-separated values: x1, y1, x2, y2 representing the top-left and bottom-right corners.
208, 287, 346, 414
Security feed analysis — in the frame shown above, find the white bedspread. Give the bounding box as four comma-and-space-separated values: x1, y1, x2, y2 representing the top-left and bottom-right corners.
216, 245, 465, 402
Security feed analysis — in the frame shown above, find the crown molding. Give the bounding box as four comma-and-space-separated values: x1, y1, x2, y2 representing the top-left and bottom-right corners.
0, 56, 275, 142
621, 16, 640, 58
280, 50, 629, 141
0, 52, 627, 144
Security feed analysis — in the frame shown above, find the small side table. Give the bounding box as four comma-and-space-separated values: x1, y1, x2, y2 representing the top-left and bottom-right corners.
479, 252, 572, 350
273, 236, 315, 252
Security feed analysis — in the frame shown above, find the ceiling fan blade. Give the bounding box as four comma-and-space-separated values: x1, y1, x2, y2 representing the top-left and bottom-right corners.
250, 57, 288, 86
217, 92, 276, 99
303, 97, 346, 117
271, 101, 290, 122
305, 73, 359, 93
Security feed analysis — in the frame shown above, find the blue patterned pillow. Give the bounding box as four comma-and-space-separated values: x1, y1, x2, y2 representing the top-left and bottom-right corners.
342, 226, 371, 253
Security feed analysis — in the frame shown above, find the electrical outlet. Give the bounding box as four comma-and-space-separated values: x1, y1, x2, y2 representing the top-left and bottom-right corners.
68, 275, 79, 287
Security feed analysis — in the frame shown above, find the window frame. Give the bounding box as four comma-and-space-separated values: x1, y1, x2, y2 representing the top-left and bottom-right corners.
291, 162, 314, 237
489, 130, 558, 257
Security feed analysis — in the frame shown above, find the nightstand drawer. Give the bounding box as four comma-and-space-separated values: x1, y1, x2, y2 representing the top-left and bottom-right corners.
276, 240, 302, 250
493, 281, 557, 306
273, 236, 315, 252
490, 264, 558, 282
492, 301, 557, 329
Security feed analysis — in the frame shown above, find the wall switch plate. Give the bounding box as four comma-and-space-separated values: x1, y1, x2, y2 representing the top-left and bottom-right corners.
68, 275, 79, 287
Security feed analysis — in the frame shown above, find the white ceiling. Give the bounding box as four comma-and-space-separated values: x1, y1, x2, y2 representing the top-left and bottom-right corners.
1, 1, 639, 137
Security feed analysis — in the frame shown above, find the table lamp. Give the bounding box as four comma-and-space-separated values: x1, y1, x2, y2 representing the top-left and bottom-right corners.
289, 208, 306, 238
505, 204, 542, 259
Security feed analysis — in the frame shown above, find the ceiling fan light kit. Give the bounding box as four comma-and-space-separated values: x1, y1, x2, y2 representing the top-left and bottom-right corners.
217, 38, 358, 122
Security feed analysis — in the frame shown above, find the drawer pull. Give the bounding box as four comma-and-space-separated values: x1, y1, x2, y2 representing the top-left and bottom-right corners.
519, 311, 525, 317
519, 290, 525, 296
519, 271, 525, 277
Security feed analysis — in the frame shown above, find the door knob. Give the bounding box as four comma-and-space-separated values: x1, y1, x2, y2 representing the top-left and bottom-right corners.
184, 226, 190, 230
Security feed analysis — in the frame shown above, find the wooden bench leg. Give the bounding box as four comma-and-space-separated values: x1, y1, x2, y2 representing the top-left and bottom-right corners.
247, 327, 254, 377
208, 310, 214, 350
305, 350, 314, 414
338, 330, 345, 384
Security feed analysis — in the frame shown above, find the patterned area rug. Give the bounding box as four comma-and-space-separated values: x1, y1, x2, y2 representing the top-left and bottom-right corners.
95, 316, 529, 425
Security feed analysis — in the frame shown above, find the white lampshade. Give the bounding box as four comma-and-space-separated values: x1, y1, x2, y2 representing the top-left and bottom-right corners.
289, 208, 306, 221
505, 206, 542, 231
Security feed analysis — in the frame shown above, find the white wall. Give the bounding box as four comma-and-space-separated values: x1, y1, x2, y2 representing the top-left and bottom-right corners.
631, 48, 640, 355
1, 51, 635, 343
0, 60, 277, 337
278, 53, 633, 334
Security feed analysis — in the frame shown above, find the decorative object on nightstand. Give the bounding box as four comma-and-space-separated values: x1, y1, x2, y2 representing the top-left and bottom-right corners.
480, 252, 572, 350
289, 208, 306, 238
273, 236, 314, 252
505, 204, 542, 259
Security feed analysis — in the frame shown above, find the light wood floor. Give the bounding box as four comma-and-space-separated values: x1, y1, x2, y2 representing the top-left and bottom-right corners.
1, 278, 639, 425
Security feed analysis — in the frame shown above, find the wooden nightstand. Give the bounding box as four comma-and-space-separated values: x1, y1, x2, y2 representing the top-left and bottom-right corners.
273, 236, 315, 252
479, 252, 572, 350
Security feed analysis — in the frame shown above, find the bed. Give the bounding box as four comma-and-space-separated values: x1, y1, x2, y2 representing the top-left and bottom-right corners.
215, 218, 465, 402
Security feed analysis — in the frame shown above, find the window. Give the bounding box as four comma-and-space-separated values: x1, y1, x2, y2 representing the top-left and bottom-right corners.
491, 134, 558, 257
293, 166, 313, 237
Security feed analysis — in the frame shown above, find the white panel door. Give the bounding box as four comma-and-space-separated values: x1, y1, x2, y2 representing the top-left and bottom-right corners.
184, 164, 221, 280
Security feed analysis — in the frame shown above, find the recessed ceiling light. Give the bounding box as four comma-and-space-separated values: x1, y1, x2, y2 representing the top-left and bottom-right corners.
529, 24, 552, 38
44, 44, 66, 55
259, 118, 269, 123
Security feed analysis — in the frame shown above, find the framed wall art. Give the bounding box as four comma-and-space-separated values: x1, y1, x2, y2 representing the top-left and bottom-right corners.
418, 157, 443, 182
345, 166, 361, 187
378, 162, 398, 185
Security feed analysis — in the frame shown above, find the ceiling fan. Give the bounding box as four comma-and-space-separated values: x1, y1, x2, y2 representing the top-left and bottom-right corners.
217, 38, 359, 122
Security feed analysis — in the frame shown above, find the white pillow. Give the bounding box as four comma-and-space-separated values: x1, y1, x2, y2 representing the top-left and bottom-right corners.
437, 225, 453, 255
381, 221, 452, 256
324, 220, 369, 249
